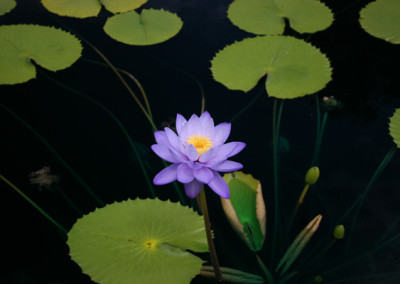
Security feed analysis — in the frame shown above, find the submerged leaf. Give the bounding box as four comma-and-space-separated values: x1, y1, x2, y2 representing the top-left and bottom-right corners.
211, 35, 332, 99
389, 108, 400, 148
67, 198, 207, 284
0, 25, 82, 85
221, 171, 266, 252
104, 9, 183, 46
228, 0, 333, 35
41, 0, 147, 18
0, 0, 16, 16
360, 0, 400, 44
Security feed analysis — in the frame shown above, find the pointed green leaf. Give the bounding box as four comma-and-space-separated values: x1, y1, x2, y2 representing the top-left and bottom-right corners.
360, 0, 400, 44
277, 215, 322, 275
41, 0, 148, 18
0, 0, 16, 16
211, 36, 332, 99
67, 198, 208, 284
389, 108, 400, 148
222, 172, 266, 252
228, 0, 333, 35
104, 9, 183, 46
0, 25, 82, 85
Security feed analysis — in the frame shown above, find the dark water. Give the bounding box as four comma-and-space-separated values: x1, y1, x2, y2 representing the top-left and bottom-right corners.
1, 0, 400, 283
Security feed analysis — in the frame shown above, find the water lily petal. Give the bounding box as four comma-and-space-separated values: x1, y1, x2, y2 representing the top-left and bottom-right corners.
205, 142, 243, 166
177, 163, 195, 183
184, 179, 204, 198
176, 113, 187, 135
154, 130, 169, 146
153, 164, 179, 185
200, 111, 215, 136
210, 160, 243, 172
194, 167, 214, 184
199, 148, 216, 163
165, 127, 180, 150
227, 142, 246, 158
187, 114, 201, 135
151, 144, 179, 163
213, 122, 231, 147
208, 171, 230, 199
169, 147, 188, 163
185, 144, 199, 161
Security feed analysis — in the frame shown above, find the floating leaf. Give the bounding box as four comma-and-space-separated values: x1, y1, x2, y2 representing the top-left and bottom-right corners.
0, 0, 16, 16
276, 215, 322, 275
104, 9, 183, 46
360, 0, 400, 44
389, 108, 400, 148
228, 0, 333, 35
211, 35, 332, 99
67, 198, 208, 284
41, 0, 147, 18
0, 25, 82, 85
221, 171, 266, 252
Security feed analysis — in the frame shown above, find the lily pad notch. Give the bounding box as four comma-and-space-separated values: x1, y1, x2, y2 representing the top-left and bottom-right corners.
0, 24, 82, 85
211, 35, 332, 99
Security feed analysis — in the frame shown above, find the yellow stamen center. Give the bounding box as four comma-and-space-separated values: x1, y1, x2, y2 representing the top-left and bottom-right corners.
143, 238, 159, 251
187, 135, 213, 155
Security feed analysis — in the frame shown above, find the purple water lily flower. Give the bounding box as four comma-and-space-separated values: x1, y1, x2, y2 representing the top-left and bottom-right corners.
151, 111, 246, 199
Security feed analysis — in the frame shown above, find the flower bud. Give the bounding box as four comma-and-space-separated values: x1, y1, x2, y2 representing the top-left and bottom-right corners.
305, 166, 320, 185
333, 225, 345, 239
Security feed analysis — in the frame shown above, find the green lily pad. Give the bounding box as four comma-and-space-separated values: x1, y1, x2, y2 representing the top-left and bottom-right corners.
41, 0, 148, 18
228, 0, 333, 35
104, 9, 183, 46
222, 172, 266, 252
389, 108, 400, 148
360, 0, 400, 44
67, 198, 208, 284
0, 0, 16, 16
0, 25, 82, 85
211, 35, 332, 99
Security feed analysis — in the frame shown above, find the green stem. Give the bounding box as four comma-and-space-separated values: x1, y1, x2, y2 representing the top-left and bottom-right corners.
200, 189, 222, 282
0, 104, 105, 207
344, 146, 396, 253
82, 58, 153, 120
255, 254, 274, 284
39, 71, 156, 199
83, 40, 157, 131
230, 88, 265, 123
1, 174, 67, 234
54, 185, 83, 216
271, 99, 284, 265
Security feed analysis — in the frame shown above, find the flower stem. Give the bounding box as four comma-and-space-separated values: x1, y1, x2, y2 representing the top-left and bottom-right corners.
200, 189, 223, 282
54, 185, 83, 216
271, 99, 284, 264
343, 146, 396, 254
1, 174, 67, 234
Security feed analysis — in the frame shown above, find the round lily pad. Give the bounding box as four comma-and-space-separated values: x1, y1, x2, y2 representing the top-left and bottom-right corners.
360, 0, 400, 44
41, 0, 147, 18
0, 25, 82, 85
228, 0, 333, 35
67, 198, 208, 284
104, 9, 183, 46
211, 35, 332, 99
0, 0, 16, 16
389, 108, 400, 148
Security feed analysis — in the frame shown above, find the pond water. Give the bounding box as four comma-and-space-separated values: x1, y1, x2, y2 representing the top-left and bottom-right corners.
1, 0, 400, 283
